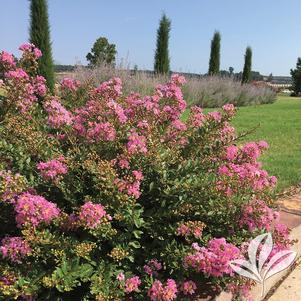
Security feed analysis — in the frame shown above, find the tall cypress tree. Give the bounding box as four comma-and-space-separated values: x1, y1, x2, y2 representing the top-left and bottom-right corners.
241, 47, 252, 84
154, 14, 171, 74
208, 31, 221, 75
290, 58, 301, 96
29, 0, 54, 91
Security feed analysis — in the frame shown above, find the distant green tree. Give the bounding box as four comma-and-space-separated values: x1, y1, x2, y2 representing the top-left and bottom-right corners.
267, 73, 273, 82
229, 66, 234, 76
133, 64, 138, 75
290, 58, 301, 96
154, 14, 171, 74
208, 31, 221, 75
86, 37, 117, 66
29, 0, 54, 91
242, 47, 252, 84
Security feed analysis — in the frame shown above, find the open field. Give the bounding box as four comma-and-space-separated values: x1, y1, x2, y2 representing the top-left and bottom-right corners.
232, 96, 301, 192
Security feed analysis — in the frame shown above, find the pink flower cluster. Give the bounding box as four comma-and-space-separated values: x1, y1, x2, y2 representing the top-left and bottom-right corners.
34, 75, 47, 96
0, 51, 15, 67
239, 199, 279, 231
60, 77, 81, 92
14, 192, 60, 227
19, 43, 42, 58
44, 97, 73, 128
164, 119, 188, 146
223, 141, 269, 163
271, 223, 292, 255
85, 121, 116, 142
180, 280, 197, 295
241, 141, 269, 161
107, 99, 128, 124
114, 170, 144, 199
127, 130, 147, 155
218, 161, 277, 193
144, 259, 162, 276
4, 67, 42, 113
0, 237, 31, 263
116, 272, 125, 281
37, 157, 68, 181
5, 68, 29, 80
170, 73, 186, 85
222, 103, 236, 117
207, 111, 222, 122
189, 106, 205, 128
78, 201, 110, 229
95, 77, 122, 99
156, 76, 186, 122
176, 221, 205, 239
124, 276, 141, 293
72, 99, 118, 143
148, 279, 178, 301
184, 238, 240, 277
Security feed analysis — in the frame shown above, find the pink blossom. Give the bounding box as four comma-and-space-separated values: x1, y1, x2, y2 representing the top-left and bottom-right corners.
222, 103, 236, 117
0, 237, 31, 263
177, 224, 190, 236
184, 238, 240, 277
239, 199, 279, 231
225, 145, 238, 161
79, 201, 107, 229
144, 259, 162, 276
125, 276, 141, 293
189, 106, 205, 127
181, 280, 197, 295
127, 130, 147, 154
241, 142, 261, 161
118, 158, 130, 169
86, 122, 116, 142
127, 181, 142, 199
19, 43, 42, 58
37, 157, 68, 181
0, 51, 15, 67
171, 119, 187, 131
95, 77, 122, 99
137, 120, 149, 129
132, 170, 144, 181
34, 75, 47, 96
148, 279, 177, 301
117, 272, 125, 281
61, 77, 81, 91
258, 140, 269, 149
15, 193, 60, 227
44, 98, 73, 128
107, 99, 127, 124
5, 68, 29, 80
207, 111, 222, 122
171, 74, 186, 85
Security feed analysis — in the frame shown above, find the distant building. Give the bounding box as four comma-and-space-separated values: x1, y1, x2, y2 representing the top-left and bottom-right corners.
262, 75, 292, 89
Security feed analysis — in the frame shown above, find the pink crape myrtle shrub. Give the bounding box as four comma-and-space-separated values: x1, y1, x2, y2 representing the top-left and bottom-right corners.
0, 45, 294, 301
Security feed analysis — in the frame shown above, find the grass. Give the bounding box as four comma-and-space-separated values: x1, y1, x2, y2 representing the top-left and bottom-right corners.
231, 96, 301, 192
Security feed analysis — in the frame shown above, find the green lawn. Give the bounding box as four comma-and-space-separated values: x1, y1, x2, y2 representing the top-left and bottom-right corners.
231, 96, 301, 191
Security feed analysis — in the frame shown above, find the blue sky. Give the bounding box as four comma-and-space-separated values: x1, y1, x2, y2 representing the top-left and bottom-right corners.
1, 0, 300, 75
